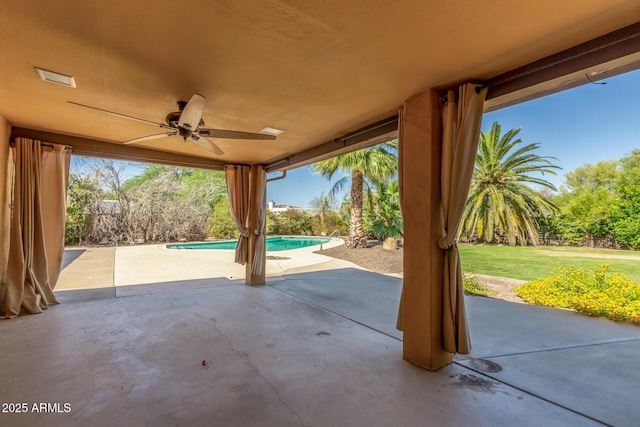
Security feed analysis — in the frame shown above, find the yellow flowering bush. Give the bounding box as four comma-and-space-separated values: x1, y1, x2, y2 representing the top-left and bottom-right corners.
463, 273, 494, 298
515, 265, 640, 324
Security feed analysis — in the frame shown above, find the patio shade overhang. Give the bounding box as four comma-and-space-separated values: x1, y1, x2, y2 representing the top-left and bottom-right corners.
1, 1, 640, 168
3, 0, 640, 370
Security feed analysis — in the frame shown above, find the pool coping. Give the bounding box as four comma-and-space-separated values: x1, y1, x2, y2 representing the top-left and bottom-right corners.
162, 235, 343, 253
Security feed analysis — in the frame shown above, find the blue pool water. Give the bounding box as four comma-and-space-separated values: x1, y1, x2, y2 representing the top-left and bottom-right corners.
167, 236, 331, 252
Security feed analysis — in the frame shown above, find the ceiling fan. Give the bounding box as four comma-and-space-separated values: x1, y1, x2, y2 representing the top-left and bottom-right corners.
68, 94, 276, 156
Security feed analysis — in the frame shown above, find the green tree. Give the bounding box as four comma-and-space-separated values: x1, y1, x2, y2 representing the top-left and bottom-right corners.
547, 150, 640, 249
554, 189, 616, 246
207, 197, 239, 239
178, 168, 226, 206
611, 150, 640, 249
563, 160, 619, 193
267, 209, 313, 235
65, 160, 226, 245
65, 173, 101, 245
460, 122, 561, 246
312, 141, 398, 248
611, 184, 640, 249
124, 165, 225, 206
552, 161, 620, 246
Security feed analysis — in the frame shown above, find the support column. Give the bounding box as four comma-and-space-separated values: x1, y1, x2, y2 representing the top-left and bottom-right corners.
400, 90, 452, 370
245, 165, 266, 285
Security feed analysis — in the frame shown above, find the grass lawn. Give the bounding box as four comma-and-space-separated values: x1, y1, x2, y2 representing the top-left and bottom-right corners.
459, 244, 640, 282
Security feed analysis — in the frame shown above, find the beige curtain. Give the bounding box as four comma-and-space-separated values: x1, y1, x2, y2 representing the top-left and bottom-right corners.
0, 134, 12, 291
1, 138, 71, 319
395, 106, 405, 331
41, 145, 71, 287
438, 84, 487, 353
251, 166, 266, 275
225, 165, 251, 265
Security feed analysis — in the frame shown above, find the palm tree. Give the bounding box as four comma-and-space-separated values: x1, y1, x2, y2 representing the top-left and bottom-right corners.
460, 122, 560, 246
367, 180, 403, 241
312, 141, 398, 248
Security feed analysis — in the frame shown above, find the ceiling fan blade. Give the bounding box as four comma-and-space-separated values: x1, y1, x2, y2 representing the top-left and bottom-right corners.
68, 101, 172, 129
124, 132, 177, 145
198, 128, 276, 140
178, 94, 206, 130
190, 136, 224, 156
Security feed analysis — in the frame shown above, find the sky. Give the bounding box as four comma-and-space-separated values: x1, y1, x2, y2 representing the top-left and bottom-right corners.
267, 69, 640, 208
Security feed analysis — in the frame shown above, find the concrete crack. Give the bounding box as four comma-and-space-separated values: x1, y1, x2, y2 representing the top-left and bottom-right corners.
207, 315, 309, 427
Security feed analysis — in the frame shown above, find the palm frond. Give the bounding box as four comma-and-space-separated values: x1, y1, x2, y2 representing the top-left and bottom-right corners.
327, 176, 351, 200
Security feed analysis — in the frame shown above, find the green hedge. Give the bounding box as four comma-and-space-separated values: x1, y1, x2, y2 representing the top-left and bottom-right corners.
515, 265, 640, 324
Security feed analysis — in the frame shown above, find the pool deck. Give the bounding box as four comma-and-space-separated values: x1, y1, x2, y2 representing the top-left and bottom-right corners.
55, 237, 352, 299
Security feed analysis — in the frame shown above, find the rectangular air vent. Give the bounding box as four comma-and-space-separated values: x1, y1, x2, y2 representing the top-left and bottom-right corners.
35, 67, 76, 88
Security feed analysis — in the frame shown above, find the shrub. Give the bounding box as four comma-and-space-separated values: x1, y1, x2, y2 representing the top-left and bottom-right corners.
311, 211, 346, 236
65, 173, 100, 245
515, 265, 640, 324
207, 197, 239, 239
66, 161, 225, 245
267, 209, 313, 236
463, 273, 494, 298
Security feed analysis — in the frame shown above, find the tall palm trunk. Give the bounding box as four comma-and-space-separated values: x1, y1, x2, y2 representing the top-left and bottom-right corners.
348, 171, 366, 248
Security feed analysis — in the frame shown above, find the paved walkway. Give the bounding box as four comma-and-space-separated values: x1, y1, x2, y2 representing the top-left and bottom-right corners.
54, 243, 640, 426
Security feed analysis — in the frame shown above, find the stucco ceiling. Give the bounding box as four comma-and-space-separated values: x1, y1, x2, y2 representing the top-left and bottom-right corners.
1, 0, 639, 166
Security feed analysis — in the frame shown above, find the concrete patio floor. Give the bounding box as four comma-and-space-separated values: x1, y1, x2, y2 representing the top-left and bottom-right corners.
1, 244, 639, 426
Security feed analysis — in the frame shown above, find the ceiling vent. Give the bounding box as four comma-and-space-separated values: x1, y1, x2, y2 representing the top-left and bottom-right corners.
35, 67, 76, 88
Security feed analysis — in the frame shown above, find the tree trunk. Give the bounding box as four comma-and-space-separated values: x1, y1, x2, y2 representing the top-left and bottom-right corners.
348, 171, 367, 248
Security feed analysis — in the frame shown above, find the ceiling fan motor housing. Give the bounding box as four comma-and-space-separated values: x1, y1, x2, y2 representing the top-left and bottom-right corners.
165, 111, 181, 127
177, 126, 192, 140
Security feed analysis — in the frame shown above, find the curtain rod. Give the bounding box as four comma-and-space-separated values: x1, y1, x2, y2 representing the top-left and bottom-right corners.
438, 22, 640, 105
441, 19, 640, 104
9, 138, 71, 150
477, 21, 640, 99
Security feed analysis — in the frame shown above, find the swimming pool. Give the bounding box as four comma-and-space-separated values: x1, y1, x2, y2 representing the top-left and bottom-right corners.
167, 236, 331, 252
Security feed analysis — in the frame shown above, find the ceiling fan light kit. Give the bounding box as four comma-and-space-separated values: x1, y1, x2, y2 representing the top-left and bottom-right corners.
260, 126, 283, 136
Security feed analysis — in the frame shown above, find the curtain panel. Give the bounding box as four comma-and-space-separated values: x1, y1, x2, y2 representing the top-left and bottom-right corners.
1, 138, 71, 319
438, 84, 487, 353
224, 165, 251, 265
396, 83, 486, 355
0, 137, 12, 291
